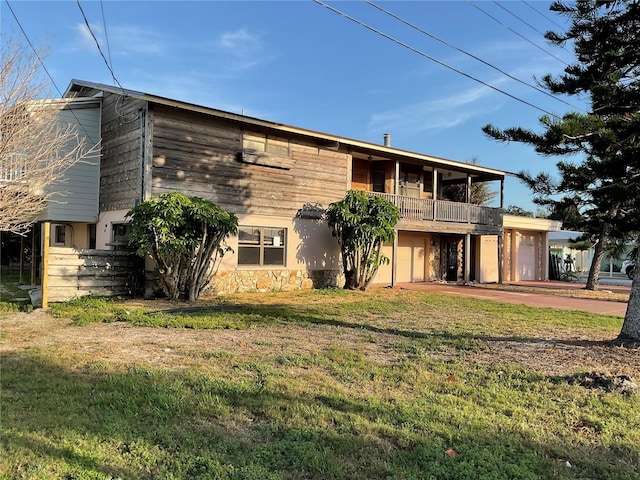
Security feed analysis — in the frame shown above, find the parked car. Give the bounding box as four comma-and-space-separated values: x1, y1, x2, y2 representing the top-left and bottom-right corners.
621, 259, 635, 279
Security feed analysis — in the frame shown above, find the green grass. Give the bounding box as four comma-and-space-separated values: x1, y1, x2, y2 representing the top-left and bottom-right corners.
2, 289, 639, 479
0, 269, 33, 312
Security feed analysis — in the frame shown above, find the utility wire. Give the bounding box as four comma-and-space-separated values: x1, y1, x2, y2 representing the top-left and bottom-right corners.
5, 0, 63, 97
365, 0, 581, 111
492, 1, 548, 38
99, 0, 113, 73
521, 0, 567, 30
466, 0, 569, 66
76, 0, 124, 92
4, 0, 99, 149
492, 1, 573, 55
313, 0, 561, 119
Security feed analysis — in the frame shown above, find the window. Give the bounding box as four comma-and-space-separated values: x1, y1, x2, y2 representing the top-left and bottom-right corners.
54, 225, 66, 245
238, 227, 286, 266
243, 132, 290, 156
88, 224, 97, 249
0, 153, 28, 183
110, 223, 130, 251
372, 170, 386, 193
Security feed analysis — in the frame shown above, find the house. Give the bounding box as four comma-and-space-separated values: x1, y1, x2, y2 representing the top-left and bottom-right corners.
549, 231, 636, 276
548, 230, 595, 275
24, 79, 561, 301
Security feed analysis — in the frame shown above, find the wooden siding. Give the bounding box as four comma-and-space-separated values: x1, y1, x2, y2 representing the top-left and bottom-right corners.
46, 247, 140, 302
39, 102, 101, 222
150, 105, 349, 217
99, 93, 146, 211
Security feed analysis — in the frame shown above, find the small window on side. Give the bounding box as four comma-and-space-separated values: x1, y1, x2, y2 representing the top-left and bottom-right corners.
238, 226, 286, 267
54, 225, 66, 245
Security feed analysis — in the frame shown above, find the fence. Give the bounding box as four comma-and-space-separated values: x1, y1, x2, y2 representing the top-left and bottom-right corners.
46, 247, 141, 302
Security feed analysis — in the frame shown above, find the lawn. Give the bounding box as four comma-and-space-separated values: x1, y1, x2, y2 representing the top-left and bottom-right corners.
1, 288, 638, 480
0, 269, 33, 308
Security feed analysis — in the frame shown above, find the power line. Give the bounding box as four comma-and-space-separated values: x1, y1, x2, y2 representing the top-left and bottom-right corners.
99, 0, 113, 73
492, 1, 573, 55
76, 0, 124, 92
492, 1, 548, 38
466, 0, 569, 66
521, 0, 567, 31
4, 0, 100, 149
313, 0, 561, 119
365, 0, 581, 111
4, 0, 63, 98
76, 1, 137, 123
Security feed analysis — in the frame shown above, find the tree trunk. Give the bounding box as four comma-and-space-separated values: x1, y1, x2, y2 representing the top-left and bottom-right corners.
617, 247, 640, 345
585, 227, 609, 291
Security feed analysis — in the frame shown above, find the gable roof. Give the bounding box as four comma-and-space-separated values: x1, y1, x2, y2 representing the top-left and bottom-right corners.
65, 79, 505, 181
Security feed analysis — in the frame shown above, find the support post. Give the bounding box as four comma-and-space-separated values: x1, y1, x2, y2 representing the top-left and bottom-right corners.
42, 222, 50, 309
30, 227, 37, 285
391, 229, 398, 287
464, 233, 471, 283
510, 230, 517, 282
19, 235, 25, 284
394, 161, 399, 195
467, 174, 472, 223
498, 232, 504, 284
433, 169, 438, 220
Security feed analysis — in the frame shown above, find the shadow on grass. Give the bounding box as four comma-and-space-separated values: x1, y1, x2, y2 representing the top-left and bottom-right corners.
152, 302, 619, 350
3, 352, 636, 479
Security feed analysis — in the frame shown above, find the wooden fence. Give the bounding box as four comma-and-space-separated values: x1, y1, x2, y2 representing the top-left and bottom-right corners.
46, 247, 141, 302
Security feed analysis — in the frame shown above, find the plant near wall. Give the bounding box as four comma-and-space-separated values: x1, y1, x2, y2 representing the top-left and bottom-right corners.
326, 190, 399, 291
126, 192, 238, 301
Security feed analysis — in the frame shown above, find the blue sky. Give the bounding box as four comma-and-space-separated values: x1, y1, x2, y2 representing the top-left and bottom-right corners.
2, 0, 585, 211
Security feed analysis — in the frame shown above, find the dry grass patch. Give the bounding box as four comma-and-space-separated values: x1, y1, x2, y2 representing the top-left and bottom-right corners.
1, 288, 638, 480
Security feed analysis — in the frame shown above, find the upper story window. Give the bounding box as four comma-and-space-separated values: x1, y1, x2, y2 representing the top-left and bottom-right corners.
372, 170, 386, 193
243, 132, 290, 157
0, 153, 28, 183
238, 226, 286, 266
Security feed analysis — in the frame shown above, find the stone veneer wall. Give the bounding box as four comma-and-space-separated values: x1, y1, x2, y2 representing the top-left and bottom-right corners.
207, 269, 344, 295
428, 235, 441, 281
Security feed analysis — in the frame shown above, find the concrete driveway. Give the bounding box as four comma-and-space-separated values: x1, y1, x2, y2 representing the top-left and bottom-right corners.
399, 281, 630, 317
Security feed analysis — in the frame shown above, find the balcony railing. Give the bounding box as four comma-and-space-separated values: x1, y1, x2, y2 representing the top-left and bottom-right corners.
370, 192, 502, 226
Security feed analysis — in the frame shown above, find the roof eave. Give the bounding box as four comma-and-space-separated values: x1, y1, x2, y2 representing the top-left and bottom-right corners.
65, 79, 506, 179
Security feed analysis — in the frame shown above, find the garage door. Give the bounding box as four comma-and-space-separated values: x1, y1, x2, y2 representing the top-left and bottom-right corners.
397, 235, 426, 283
516, 234, 536, 281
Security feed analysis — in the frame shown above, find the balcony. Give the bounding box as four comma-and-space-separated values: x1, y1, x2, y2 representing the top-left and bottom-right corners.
370, 192, 503, 227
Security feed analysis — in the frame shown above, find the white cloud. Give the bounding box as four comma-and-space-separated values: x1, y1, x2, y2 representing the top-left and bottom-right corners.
368, 83, 503, 135
215, 28, 269, 71
74, 23, 165, 56
109, 25, 165, 55
75, 22, 103, 52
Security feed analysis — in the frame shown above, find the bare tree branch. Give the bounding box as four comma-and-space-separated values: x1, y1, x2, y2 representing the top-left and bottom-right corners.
1, 36, 97, 234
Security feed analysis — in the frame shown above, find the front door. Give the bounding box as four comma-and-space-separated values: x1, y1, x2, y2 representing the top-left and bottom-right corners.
446, 241, 458, 281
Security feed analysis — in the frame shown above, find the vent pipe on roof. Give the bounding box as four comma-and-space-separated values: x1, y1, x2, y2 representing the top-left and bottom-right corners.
383, 133, 391, 147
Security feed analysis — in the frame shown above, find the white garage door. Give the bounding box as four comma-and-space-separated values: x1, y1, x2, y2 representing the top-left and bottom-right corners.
397, 235, 426, 283
516, 234, 536, 281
